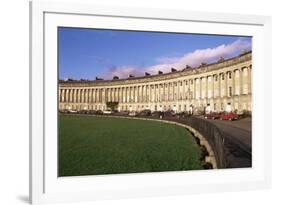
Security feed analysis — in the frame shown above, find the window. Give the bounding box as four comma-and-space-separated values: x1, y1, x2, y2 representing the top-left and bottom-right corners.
229, 72, 232, 79
215, 75, 218, 81
229, 86, 232, 97
221, 74, 224, 80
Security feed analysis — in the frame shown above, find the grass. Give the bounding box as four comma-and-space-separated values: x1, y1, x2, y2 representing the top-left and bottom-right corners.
59, 114, 202, 176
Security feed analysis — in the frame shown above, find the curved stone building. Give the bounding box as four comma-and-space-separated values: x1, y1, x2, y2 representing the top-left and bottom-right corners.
59, 51, 252, 114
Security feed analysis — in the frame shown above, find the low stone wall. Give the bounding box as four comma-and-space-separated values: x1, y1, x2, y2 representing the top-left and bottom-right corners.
169, 116, 226, 168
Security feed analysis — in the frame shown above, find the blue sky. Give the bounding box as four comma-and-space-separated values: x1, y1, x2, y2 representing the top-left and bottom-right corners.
58, 27, 252, 80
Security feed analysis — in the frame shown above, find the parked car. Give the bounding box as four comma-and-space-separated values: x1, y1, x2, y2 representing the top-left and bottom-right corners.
163, 110, 176, 117
220, 112, 239, 120
59, 109, 68, 113
87, 110, 96, 115
204, 112, 221, 120
77, 109, 88, 114
117, 110, 129, 116
103, 110, 113, 115
95, 110, 103, 115
151, 111, 161, 117
68, 110, 77, 113
137, 109, 151, 116
128, 111, 137, 116
176, 112, 188, 118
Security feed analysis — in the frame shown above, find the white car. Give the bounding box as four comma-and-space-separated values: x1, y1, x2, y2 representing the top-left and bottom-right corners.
128, 111, 136, 116
68, 110, 77, 113
103, 110, 112, 114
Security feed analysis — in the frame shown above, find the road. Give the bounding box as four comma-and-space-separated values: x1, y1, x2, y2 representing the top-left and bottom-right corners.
204, 117, 252, 168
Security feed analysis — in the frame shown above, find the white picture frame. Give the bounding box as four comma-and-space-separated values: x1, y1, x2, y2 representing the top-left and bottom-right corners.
30, 1, 272, 204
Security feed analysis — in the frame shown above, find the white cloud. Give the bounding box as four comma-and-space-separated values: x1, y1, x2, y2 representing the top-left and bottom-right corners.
102, 38, 251, 79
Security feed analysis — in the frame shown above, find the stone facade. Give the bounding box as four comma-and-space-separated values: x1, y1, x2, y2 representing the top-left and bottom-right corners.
59, 51, 252, 114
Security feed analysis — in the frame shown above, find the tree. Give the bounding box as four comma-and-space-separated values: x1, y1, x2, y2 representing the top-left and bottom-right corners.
106, 101, 119, 111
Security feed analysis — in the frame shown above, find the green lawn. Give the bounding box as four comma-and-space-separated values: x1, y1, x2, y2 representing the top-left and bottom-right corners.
59, 114, 202, 176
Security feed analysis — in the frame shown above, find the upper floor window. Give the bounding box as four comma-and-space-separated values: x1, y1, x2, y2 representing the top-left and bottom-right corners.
215, 75, 218, 81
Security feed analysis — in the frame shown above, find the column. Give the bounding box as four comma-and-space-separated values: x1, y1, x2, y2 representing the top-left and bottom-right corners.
193, 79, 195, 99
158, 84, 161, 102
248, 66, 252, 94
86, 89, 89, 103
71, 89, 74, 103
97, 89, 100, 103
224, 72, 228, 97
114, 88, 116, 102
176, 81, 180, 101
73, 89, 76, 103
171, 83, 173, 101
61, 89, 64, 103
240, 69, 243, 95
167, 83, 170, 101
92, 89, 95, 103
199, 77, 200, 99
127, 87, 129, 103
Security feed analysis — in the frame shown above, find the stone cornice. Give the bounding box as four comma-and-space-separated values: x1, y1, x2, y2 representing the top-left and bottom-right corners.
60, 51, 252, 87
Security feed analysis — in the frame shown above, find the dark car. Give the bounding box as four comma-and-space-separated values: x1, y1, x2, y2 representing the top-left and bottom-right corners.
137, 109, 152, 117
116, 110, 129, 116
176, 111, 188, 118
87, 110, 96, 115
163, 110, 176, 117
59, 109, 68, 114
95, 110, 103, 115
77, 110, 88, 114
151, 111, 161, 117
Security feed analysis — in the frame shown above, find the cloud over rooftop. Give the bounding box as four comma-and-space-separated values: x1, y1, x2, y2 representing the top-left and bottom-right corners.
102, 38, 251, 80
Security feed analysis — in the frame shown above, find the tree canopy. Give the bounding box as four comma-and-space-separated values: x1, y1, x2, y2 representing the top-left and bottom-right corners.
106, 101, 119, 111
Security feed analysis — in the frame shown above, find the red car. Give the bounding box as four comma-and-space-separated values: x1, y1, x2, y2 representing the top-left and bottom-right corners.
220, 112, 239, 120
204, 112, 221, 120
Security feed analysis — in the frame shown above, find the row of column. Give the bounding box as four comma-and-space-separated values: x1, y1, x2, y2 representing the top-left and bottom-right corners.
59, 67, 251, 104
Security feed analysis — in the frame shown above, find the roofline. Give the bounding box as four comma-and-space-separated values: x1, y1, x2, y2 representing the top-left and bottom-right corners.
60, 51, 252, 86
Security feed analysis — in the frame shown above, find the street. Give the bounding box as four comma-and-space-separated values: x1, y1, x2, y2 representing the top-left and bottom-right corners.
204, 117, 252, 168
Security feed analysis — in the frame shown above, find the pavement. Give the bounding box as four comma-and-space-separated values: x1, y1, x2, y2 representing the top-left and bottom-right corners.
203, 117, 252, 168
